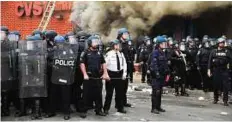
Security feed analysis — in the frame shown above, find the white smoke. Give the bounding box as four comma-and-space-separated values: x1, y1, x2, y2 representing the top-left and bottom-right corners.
70, 1, 232, 42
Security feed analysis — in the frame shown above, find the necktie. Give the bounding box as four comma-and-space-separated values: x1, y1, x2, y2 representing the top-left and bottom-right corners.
116, 52, 120, 71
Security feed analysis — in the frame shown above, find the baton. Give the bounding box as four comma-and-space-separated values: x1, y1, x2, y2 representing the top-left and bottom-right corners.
86, 77, 130, 80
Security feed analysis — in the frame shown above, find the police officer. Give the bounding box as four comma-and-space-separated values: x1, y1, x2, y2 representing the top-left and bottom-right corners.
1, 26, 12, 116
75, 31, 91, 112
117, 28, 132, 107
17, 35, 47, 120
79, 35, 110, 118
64, 32, 80, 112
41, 30, 57, 114
186, 38, 199, 89
196, 38, 212, 92
46, 35, 76, 120
208, 38, 232, 106
139, 36, 153, 83
7, 31, 21, 116
103, 39, 127, 114
171, 42, 190, 96
128, 40, 136, 83
150, 36, 169, 114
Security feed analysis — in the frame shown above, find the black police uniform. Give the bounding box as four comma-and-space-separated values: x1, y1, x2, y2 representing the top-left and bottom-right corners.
171, 49, 190, 96
119, 40, 132, 106
47, 44, 76, 119
139, 44, 153, 83
196, 47, 212, 91
208, 48, 232, 105
80, 49, 105, 114
128, 44, 136, 83
187, 46, 200, 89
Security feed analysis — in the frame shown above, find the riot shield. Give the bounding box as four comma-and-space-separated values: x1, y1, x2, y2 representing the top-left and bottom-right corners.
18, 40, 47, 98
51, 43, 77, 85
1, 40, 14, 91
68, 35, 79, 55
8, 33, 20, 90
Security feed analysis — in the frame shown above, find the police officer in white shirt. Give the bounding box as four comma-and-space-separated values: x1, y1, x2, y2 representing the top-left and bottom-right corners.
103, 39, 127, 114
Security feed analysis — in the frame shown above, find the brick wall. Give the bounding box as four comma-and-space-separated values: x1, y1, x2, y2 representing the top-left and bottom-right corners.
1, 1, 74, 39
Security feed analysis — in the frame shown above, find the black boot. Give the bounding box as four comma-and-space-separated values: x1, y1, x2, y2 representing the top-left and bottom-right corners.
117, 108, 127, 114
151, 109, 159, 114
64, 114, 70, 120
213, 100, 218, 104
31, 100, 42, 120
157, 108, 166, 112
2, 93, 10, 116
96, 110, 106, 116
224, 102, 229, 106
15, 99, 26, 117
79, 112, 87, 118
44, 113, 56, 118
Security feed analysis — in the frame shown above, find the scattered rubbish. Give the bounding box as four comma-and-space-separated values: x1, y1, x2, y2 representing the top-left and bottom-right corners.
220, 112, 228, 115
198, 97, 205, 101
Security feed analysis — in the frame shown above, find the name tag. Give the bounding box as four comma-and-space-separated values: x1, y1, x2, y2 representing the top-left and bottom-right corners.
59, 79, 67, 83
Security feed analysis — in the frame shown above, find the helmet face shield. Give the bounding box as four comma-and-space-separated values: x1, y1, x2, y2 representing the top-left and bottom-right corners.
8, 33, 20, 42
146, 40, 151, 45
68, 36, 78, 44
1, 31, 7, 41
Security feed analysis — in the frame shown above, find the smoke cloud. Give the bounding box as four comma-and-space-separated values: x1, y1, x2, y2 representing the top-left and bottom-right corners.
70, 1, 232, 42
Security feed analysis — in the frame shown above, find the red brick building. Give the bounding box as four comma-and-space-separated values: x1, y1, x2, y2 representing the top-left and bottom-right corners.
1, 1, 74, 39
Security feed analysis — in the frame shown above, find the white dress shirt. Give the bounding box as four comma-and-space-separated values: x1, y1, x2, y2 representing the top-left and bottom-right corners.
105, 50, 127, 78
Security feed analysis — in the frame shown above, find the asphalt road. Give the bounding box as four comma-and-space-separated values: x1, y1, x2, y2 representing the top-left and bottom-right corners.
2, 73, 232, 121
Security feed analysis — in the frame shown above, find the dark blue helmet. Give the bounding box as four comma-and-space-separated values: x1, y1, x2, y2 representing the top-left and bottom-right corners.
26, 35, 42, 41
118, 28, 129, 35
32, 29, 42, 37
54, 35, 65, 43
10, 31, 21, 36
64, 31, 75, 40
110, 39, 120, 47
156, 36, 166, 43
45, 30, 57, 39
1, 26, 9, 34
87, 35, 99, 47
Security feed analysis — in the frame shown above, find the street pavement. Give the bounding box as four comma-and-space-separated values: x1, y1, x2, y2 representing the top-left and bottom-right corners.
2, 73, 232, 121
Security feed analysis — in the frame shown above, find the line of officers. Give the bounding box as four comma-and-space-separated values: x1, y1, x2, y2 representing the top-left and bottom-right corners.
1, 26, 138, 120
1, 26, 232, 120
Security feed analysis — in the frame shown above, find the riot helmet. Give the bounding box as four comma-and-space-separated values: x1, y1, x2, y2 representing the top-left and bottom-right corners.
143, 36, 151, 46
8, 31, 21, 42
156, 36, 167, 49
117, 28, 131, 42
1, 26, 9, 41
87, 35, 100, 50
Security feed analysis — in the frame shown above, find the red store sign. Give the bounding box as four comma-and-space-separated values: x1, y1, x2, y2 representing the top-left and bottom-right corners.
15, 2, 72, 17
